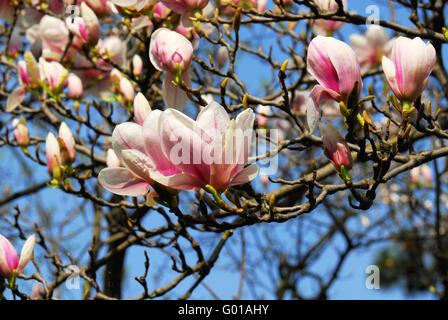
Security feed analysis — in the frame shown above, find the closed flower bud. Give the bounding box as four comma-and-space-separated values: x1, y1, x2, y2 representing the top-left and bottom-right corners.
45, 132, 62, 176
382, 36, 435, 104
12, 116, 30, 147
59, 122, 76, 164
320, 123, 352, 171
39, 58, 68, 94
133, 92, 152, 125
132, 54, 143, 77
120, 77, 135, 103
149, 28, 193, 74
67, 73, 83, 99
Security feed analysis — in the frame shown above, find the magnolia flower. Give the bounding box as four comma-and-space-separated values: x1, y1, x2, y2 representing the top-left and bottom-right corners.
134, 93, 152, 125
410, 164, 432, 185
98, 102, 258, 195
46, 132, 62, 178
350, 25, 394, 72
38, 15, 70, 61
216, 46, 228, 68
220, 0, 265, 15
382, 36, 436, 105
13, 117, 30, 147
0, 234, 36, 279
67, 73, 84, 99
320, 123, 352, 171
149, 28, 193, 110
66, 2, 101, 45
132, 54, 143, 77
119, 77, 135, 103
306, 36, 362, 132
311, 0, 347, 36
161, 0, 208, 27
7, 28, 20, 58
153, 2, 170, 20
81, 0, 112, 16
59, 122, 77, 164
256, 105, 271, 127
39, 58, 69, 94
18, 51, 41, 89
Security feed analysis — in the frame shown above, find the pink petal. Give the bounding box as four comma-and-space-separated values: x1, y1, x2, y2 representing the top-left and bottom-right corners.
98, 167, 150, 196
307, 36, 340, 93
150, 171, 202, 191
0, 234, 19, 277
229, 165, 259, 186
159, 107, 212, 182
112, 122, 146, 163
196, 101, 230, 139
162, 72, 191, 110
6, 86, 27, 112
142, 110, 182, 176
17, 235, 35, 274
121, 149, 154, 182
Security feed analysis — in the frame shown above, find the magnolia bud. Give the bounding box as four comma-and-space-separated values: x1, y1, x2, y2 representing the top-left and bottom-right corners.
12, 116, 30, 147
133, 92, 152, 125
67, 73, 83, 99
320, 123, 352, 171
59, 122, 76, 164
132, 54, 143, 77
120, 77, 135, 103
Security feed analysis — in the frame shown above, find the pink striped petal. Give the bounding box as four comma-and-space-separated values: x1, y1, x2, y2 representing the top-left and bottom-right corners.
98, 167, 150, 196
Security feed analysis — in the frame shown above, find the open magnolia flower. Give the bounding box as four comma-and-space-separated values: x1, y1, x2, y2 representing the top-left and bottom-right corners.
98, 101, 258, 195
0, 234, 36, 279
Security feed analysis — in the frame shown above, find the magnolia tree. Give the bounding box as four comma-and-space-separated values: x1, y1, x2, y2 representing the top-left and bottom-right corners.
0, 0, 448, 300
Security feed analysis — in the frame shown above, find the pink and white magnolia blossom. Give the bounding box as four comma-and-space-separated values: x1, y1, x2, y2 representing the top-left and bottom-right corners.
132, 54, 143, 77
161, 0, 208, 27
119, 77, 135, 103
98, 102, 258, 195
18, 51, 41, 89
382, 36, 436, 104
149, 28, 194, 110
46, 132, 62, 177
306, 36, 362, 132
134, 93, 152, 125
67, 73, 84, 99
37, 15, 71, 61
66, 2, 101, 46
13, 117, 30, 147
38, 58, 69, 94
81, 0, 112, 16
7, 28, 21, 58
153, 2, 170, 20
0, 234, 36, 279
59, 122, 77, 164
320, 123, 352, 171
312, 0, 347, 36
350, 25, 394, 72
